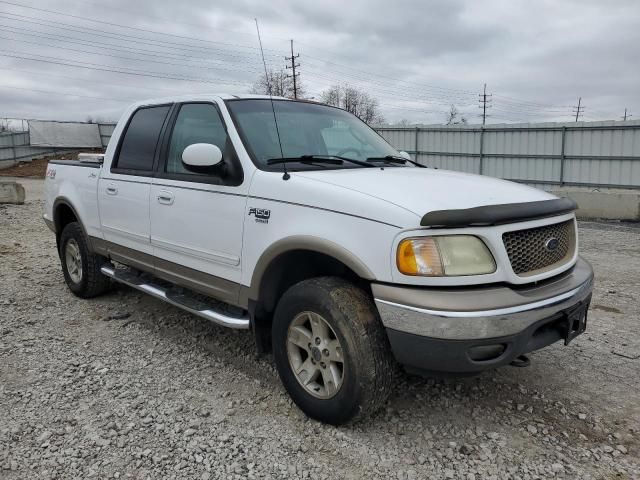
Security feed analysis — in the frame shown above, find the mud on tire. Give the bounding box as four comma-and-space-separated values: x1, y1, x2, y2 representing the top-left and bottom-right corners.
272, 276, 395, 425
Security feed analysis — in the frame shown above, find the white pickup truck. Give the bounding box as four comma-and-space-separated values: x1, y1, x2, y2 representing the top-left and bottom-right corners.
44, 94, 593, 424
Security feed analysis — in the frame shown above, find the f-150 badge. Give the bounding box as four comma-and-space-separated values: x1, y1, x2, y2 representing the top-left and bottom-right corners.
248, 207, 270, 224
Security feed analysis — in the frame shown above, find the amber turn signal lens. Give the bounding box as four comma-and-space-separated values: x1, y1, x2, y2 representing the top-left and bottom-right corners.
396, 237, 443, 276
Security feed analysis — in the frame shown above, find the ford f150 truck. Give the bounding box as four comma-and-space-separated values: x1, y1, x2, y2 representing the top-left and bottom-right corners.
44, 94, 593, 424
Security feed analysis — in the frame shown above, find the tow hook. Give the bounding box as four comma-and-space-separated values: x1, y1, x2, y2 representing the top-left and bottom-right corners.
510, 354, 530, 368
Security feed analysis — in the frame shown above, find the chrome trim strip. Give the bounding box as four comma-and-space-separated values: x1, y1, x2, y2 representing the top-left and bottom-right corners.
101, 265, 249, 329
375, 286, 583, 319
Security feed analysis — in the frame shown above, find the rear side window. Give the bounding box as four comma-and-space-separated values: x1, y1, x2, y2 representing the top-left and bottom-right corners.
114, 105, 170, 171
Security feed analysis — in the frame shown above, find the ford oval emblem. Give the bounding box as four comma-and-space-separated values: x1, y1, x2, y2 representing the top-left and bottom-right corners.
545, 237, 560, 252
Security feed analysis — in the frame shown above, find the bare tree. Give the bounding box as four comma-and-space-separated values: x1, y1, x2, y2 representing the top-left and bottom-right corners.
445, 105, 467, 125
320, 84, 384, 126
251, 68, 305, 99
394, 118, 412, 127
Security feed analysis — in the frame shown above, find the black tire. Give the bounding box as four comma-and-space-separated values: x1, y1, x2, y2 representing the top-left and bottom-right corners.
272, 276, 395, 425
59, 222, 111, 298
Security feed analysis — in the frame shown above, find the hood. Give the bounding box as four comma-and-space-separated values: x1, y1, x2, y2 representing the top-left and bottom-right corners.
295, 167, 556, 218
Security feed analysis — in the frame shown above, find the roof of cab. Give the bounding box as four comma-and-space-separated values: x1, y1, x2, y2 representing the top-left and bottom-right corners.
129, 93, 289, 108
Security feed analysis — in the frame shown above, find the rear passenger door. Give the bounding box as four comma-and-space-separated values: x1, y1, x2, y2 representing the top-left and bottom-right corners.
149, 102, 247, 304
98, 104, 171, 267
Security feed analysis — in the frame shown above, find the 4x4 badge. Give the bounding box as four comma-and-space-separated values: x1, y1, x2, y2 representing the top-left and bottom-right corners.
248, 207, 270, 224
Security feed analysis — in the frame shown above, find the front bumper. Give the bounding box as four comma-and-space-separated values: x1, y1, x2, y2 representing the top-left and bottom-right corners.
374, 257, 594, 373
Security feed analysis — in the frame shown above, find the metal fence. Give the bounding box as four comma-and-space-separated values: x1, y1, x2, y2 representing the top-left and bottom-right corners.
377, 121, 640, 190
0, 122, 116, 169
0, 131, 60, 167
4, 119, 640, 190
98, 123, 116, 148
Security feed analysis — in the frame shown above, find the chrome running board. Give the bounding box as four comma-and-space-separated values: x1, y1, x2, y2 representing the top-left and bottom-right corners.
100, 265, 250, 329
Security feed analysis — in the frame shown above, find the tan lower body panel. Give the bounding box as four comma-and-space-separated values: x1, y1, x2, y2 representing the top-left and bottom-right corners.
90, 236, 246, 308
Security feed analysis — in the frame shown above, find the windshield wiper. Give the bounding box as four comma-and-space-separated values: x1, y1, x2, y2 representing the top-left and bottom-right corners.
267, 155, 375, 168
366, 155, 427, 168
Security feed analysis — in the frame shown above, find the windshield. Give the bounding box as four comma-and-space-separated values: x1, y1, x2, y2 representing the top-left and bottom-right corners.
226, 99, 399, 170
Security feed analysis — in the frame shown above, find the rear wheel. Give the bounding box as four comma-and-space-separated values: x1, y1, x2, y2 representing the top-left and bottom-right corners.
59, 222, 111, 298
272, 277, 394, 425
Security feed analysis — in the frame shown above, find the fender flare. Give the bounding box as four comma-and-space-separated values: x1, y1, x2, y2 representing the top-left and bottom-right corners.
242, 235, 376, 304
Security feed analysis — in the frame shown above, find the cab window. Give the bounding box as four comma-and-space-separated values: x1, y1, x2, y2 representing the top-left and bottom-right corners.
114, 105, 170, 172
166, 104, 229, 175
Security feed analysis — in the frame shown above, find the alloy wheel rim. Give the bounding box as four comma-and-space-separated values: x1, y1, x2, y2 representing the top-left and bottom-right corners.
286, 311, 345, 399
65, 239, 83, 284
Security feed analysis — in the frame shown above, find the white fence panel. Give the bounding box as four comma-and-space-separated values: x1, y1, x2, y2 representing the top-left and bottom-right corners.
29, 120, 102, 148
377, 120, 640, 189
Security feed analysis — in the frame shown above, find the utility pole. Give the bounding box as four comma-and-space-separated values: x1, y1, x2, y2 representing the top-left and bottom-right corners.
572, 97, 584, 122
478, 83, 492, 125
622, 108, 632, 121
285, 39, 300, 99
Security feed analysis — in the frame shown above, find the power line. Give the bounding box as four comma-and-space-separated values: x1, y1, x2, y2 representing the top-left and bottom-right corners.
0, 82, 132, 101
0, 4, 593, 121
0, 0, 281, 53
491, 93, 573, 109
0, 33, 266, 75
0, 34, 509, 117
285, 39, 300, 99
302, 70, 475, 107
0, 50, 253, 86
0, 11, 284, 60
0, 1, 620, 123
0, 65, 184, 94
66, 0, 294, 44
0, 24, 264, 67
303, 53, 477, 96
302, 58, 476, 103
490, 98, 572, 113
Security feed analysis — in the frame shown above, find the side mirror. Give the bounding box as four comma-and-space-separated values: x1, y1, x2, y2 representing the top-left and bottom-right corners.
398, 151, 411, 160
182, 143, 223, 168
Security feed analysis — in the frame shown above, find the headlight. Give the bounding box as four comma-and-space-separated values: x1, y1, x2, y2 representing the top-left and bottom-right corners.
397, 236, 496, 276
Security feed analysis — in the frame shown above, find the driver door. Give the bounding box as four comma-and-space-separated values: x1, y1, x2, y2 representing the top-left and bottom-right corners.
149, 102, 247, 304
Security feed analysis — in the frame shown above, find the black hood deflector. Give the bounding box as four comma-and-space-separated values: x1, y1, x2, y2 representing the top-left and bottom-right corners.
420, 198, 578, 228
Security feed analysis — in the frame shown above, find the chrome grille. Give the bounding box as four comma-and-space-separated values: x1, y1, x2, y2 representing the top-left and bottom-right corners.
503, 220, 576, 276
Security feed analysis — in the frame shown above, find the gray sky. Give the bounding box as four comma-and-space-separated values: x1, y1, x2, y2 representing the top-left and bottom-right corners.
0, 0, 638, 125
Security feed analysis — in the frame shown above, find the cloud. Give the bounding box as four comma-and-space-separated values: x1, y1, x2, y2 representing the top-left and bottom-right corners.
0, 0, 637, 124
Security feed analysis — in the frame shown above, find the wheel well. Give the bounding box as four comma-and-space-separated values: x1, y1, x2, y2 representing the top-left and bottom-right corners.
250, 249, 371, 354
53, 202, 79, 252
256, 249, 369, 315
54, 203, 78, 236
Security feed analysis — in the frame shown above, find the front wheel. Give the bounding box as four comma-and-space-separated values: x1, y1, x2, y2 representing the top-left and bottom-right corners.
272, 277, 394, 425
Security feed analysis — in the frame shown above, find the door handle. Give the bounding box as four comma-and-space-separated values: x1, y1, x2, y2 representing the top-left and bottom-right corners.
106, 184, 118, 195
157, 190, 174, 205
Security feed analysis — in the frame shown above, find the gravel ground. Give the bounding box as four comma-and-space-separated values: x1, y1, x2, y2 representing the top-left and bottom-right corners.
1, 181, 639, 479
